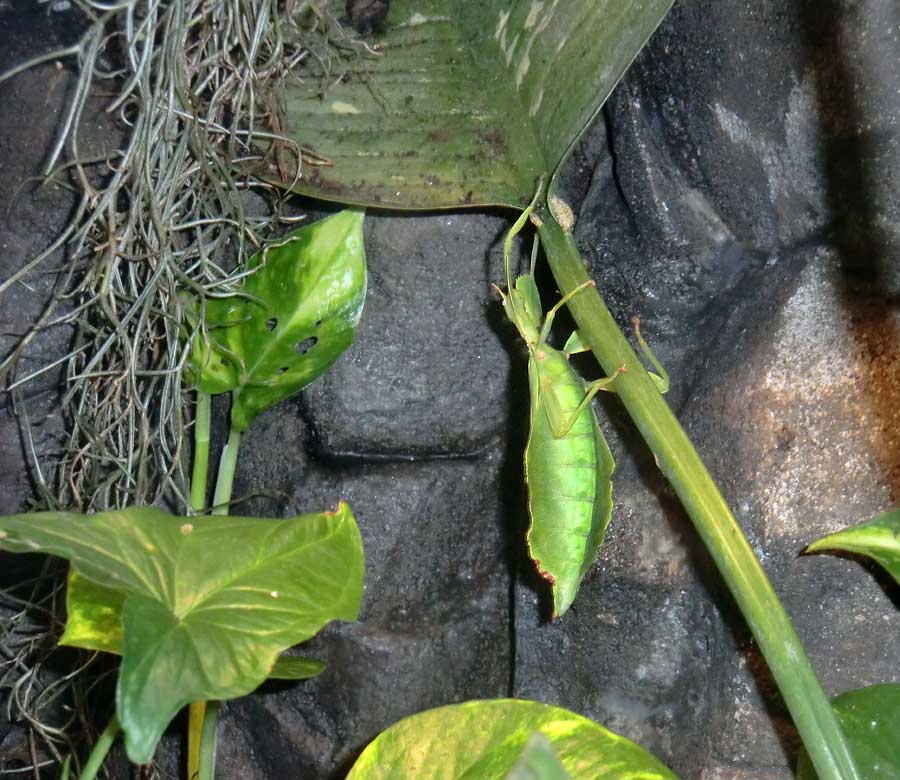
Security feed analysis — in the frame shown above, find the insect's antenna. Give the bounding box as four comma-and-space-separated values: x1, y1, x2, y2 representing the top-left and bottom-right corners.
504, 180, 545, 292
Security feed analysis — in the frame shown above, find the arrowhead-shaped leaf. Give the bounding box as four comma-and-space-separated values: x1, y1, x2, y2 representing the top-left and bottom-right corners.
507, 734, 570, 780
0, 503, 363, 764
796, 685, 900, 780
283, 0, 673, 209
190, 209, 367, 431
345, 699, 679, 780
60, 573, 326, 680
805, 508, 900, 587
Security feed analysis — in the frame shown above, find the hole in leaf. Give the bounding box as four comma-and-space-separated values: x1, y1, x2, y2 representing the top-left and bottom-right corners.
265, 318, 278, 331
277, 366, 289, 375
295, 337, 318, 355
313, 319, 322, 329
220, 358, 230, 367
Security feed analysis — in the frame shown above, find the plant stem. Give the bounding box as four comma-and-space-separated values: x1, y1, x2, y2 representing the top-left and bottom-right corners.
187, 392, 212, 779
189, 427, 241, 779
79, 715, 120, 780
212, 428, 241, 516
191, 392, 211, 513
197, 700, 221, 780
536, 212, 860, 780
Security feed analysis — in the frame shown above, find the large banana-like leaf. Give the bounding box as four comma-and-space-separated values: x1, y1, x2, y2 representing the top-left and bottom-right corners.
0, 504, 363, 764
284, 0, 673, 208
190, 209, 367, 431
345, 699, 679, 780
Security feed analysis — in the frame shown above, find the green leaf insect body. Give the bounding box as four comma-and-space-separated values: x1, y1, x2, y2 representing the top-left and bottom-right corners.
495, 192, 620, 618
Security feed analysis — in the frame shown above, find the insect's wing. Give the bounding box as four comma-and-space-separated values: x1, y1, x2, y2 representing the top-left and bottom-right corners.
524, 354, 615, 618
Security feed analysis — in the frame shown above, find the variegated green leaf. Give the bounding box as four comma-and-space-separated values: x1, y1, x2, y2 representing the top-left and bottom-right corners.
806, 508, 900, 587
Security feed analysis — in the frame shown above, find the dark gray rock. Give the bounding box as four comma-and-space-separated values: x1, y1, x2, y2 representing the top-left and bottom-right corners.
3, 0, 900, 778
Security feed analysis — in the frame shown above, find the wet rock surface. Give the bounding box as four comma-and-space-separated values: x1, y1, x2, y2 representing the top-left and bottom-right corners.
3, 0, 900, 779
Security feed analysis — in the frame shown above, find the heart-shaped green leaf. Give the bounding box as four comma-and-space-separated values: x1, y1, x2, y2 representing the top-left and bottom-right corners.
190, 209, 367, 431
796, 685, 900, 780
507, 734, 570, 780
806, 508, 900, 587
0, 503, 363, 764
61, 573, 325, 680
284, 0, 673, 209
345, 698, 679, 780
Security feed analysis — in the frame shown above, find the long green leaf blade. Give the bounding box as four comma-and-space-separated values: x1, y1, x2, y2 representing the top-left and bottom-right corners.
283, 0, 673, 208
0, 503, 364, 763
345, 699, 678, 780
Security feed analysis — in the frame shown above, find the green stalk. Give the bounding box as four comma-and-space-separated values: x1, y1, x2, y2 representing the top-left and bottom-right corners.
536, 212, 859, 780
187, 391, 212, 779
197, 700, 221, 780
212, 428, 241, 516
78, 715, 120, 780
188, 426, 241, 779
191, 392, 211, 513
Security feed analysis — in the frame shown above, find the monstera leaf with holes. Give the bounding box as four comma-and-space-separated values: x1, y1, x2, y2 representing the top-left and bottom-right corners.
190, 208, 367, 431
345, 699, 679, 780
0, 504, 364, 763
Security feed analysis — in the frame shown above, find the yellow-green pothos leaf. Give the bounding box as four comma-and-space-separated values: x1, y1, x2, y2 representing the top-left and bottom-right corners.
805, 508, 900, 587
282, 0, 673, 210
0, 504, 363, 764
796, 685, 900, 780
190, 209, 367, 431
507, 733, 570, 780
61, 574, 325, 680
345, 699, 679, 780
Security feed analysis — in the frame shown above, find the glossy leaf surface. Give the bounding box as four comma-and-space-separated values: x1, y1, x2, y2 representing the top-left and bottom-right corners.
0, 503, 363, 763
190, 210, 367, 431
507, 734, 570, 780
284, 0, 673, 209
806, 508, 900, 587
796, 685, 900, 780
61, 574, 325, 680
345, 699, 678, 780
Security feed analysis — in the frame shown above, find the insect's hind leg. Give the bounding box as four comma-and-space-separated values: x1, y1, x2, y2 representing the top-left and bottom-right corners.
632, 316, 670, 394
546, 365, 627, 438
536, 280, 597, 348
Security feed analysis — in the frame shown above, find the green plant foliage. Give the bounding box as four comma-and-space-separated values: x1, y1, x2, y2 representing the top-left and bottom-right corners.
796, 685, 900, 780
345, 699, 679, 780
806, 508, 900, 587
506, 733, 570, 780
190, 209, 367, 431
61, 573, 325, 680
268, 655, 327, 680
0, 503, 364, 764
283, 0, 673, 209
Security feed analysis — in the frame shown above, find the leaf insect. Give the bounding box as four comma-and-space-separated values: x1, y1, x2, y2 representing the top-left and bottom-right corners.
494, 187, 669, 618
